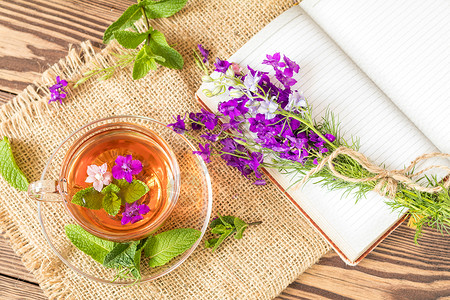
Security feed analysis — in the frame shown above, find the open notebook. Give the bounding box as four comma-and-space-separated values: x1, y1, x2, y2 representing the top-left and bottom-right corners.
197, 0, 450, 265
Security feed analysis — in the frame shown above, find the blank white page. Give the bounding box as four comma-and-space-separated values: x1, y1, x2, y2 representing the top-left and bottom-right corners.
197, 7, 448, 263
300, 0, 450, 153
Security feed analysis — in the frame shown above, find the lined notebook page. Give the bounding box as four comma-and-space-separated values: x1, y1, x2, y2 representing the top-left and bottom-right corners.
197, 7, 446, 262
300, 0, 450, 153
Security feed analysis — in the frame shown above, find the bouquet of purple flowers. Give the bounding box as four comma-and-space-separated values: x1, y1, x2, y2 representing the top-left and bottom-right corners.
168, 45, 450, 241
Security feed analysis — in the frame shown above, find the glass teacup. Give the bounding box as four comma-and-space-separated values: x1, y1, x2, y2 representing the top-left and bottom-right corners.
28, 116, 181, 242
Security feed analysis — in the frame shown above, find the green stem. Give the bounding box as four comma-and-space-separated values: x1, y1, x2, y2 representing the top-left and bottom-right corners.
140, 5, 152, 45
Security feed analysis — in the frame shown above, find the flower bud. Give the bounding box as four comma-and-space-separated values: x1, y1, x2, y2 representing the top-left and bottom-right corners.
202, 75, 213, 83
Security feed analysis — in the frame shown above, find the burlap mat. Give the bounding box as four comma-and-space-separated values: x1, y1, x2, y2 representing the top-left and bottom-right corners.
0, 0, 330, 299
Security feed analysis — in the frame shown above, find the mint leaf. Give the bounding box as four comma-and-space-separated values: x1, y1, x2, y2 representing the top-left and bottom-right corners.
65, 224, 115, 264
116, 179, 150, 203
143, 0, 188, 19
204, 238, 219, 249
103, 4, 142, 43
149, 30, 170, 46
211, 228, 233, 252
0, 137, 29, 191
132, 45, 157, 80
210, 215, 235, 229
149, 32, 184, 69
102, 192, 121, 216
114, 30, 150, 49
210, 224, 229, 235
103, 242, 136, 267
101, 183, 120, 194
234, 217, 248, 239
144, 228, 201, 267
72, 187, 103, 210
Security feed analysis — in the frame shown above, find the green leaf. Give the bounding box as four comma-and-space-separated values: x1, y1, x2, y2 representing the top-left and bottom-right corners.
114, 30, 150, 49
0, 137, 29, 191
102, 192, 121, 216
210, 215, 235, 229
149, 29, 170, 46
72, 187, 103, 210
234, 217, 248, 239
144, 228, 201, 267
132, 45, 157, 80
65, 224, 115, 264
103, 4, 142, 44
116, 179, 150, 203
210, 224, 229, 235
143, 0, 188, 19
131, 249, 142, 280
211, 228, 233, 252
148, 32, 184, 69
101, 183, 120, 194
204, 238, 218, 248
103, 242, 137, 267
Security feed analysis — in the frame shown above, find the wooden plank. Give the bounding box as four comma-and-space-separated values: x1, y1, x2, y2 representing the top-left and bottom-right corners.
0, 0, 133, 94
0, 235, 37, 283
0, 90, 15, 104
0, 275, 46, 300
277, 223, 450, 300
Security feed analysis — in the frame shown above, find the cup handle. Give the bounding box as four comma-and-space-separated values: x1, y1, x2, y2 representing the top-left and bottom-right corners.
27, 180, 66, 202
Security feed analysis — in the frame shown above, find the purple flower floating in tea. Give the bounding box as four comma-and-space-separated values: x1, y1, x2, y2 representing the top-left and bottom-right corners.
85, 163, 112, 192
112, 155, 143, 183
48, 76, 68, 104
121, 202, 151, 225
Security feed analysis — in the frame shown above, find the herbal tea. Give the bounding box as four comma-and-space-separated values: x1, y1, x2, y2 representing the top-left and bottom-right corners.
62, 123, 180, 242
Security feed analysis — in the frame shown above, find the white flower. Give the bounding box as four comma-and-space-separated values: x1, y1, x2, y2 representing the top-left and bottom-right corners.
243, 72, 262, 92
85, 163, 112, 192
258, 99, 278, 119
285, 91, 306, 111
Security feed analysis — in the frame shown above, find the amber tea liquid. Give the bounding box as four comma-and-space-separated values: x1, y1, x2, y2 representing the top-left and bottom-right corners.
62, 123, 179, 242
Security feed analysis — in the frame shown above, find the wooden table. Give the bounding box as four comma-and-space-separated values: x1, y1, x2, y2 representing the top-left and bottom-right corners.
0, 1, 449, 299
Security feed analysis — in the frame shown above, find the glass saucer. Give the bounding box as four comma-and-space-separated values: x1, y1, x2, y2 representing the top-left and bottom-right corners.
37, 116, 213, 285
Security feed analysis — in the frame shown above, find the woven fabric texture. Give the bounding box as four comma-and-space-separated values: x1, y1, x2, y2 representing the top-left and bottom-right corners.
0, 0, 330, 299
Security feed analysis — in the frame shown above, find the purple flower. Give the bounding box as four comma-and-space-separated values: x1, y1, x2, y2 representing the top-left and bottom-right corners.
193, 143, 212, 163
218, 98, 248, 119
262, 53, 285, 69
324, 133, 336, 143
246, 152, 263, 178
167, 114, 186, 134
201, 132, 221, 142
253, 179, 266, 185
214, 58, 231, 73
199, 108, 218, 130
112, 155, 143, 183
189, 112, 203, 130
48, 76, 68, 104
197, 44, 209, 63
121, 202, 150, 225
222, 118, 243, 132
275, 69, 297, 88
283, 55, 300, 73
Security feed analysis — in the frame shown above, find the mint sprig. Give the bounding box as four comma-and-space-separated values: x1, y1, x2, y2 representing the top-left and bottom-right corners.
205, 214, 261, 252
0, 136, 29, 191
65, 224, 201, 281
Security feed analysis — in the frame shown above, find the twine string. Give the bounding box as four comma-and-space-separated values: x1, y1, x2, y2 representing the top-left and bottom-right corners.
296, 146, 450, 198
